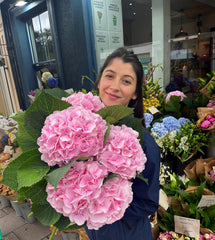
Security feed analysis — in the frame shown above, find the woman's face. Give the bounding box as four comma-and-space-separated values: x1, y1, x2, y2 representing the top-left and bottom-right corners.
98, 58, 137, 107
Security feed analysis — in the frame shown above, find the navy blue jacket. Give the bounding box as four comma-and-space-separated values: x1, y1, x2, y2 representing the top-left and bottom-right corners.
85, 131, 161, 240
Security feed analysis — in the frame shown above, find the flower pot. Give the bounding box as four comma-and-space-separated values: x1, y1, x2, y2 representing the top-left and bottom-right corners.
0, 196, 11, 207
19, 201, 36, 223
62, 233, 79, 240
10, 201, 23, 216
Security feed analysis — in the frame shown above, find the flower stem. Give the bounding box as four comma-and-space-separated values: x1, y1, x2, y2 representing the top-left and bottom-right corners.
49, 226, 57, 240
27, 212, 33, 218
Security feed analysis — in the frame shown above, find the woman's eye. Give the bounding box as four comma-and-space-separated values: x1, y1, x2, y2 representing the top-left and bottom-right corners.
123, 79, 131, 85
105, 74, 113, 79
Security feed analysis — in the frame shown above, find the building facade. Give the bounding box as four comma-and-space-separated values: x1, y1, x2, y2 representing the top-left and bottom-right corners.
0, 0, 215, 113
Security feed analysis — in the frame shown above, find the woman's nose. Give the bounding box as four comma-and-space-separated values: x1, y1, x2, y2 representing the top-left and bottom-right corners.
110, 78, 120, 90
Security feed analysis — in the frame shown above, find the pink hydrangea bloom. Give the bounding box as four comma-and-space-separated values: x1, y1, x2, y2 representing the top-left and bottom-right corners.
209, 168, 215, 181
46, 160, 108, 226
207, 100, 215, 108
165, 90, 186, 103
62, 92, 104, 112
46, 161, 133, 230
87, 176, 133, 229
210, 117, 215, 123
97, 125, 147, 179
158, 232, 172, 240
206, 115, 213, 121
37, 106, 107, 166
201, 120, 212, 128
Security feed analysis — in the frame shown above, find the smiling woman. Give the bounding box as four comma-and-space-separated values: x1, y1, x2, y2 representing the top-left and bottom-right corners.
85, 47, 161, 240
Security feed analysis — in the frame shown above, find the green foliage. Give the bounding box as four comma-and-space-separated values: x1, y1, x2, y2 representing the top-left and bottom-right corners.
161, 173, 188, 197
13, 90, 71, 151
158, 181, 215, 232
173, 121, 209, 162
198, 72, 215, 89
164, 95, 182, 118
97, 105, 134, 124
142, 64, 166, 110
158, 206, 177, 231
35, 88, 70, 99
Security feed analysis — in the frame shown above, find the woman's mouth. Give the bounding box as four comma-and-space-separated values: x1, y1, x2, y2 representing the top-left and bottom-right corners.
106, 92, 120, 99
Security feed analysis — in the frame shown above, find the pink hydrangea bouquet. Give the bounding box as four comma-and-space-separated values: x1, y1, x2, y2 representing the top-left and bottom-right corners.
165, 90, 186, 104
163, 90, 187, 118
1, 90, 147, 238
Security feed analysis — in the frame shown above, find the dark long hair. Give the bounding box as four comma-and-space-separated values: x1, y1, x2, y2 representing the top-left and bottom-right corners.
94, 47, 145, 126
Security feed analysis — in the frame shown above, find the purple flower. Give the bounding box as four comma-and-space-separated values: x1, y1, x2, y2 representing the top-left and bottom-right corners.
47, 78, 58, 88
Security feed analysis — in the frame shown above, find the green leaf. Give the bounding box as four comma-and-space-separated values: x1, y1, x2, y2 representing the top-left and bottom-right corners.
54, 215, 71, 231
1, 149, 39, 192
17, 179, 48, 204
103, 123, 110, 145
24, 90, 71, 141
65, 221, 86, 230
17, 154, 50, 189
136, 173, 148, 185
36, 88, 70, 99
12, 112, 38, 151
12, 90, 71, 152
54, 215, 85, 231
118, 115, 143, 146
97, 105, 134, 124
31, 202, 61, 226
46, 161, 75, 190
164, 95, 181, 117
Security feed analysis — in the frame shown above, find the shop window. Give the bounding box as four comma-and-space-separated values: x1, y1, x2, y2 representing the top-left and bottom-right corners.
169, 1, 215, 93
27, 11, 55, 64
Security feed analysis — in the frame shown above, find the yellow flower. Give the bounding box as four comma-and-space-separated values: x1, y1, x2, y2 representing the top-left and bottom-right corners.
143, 96, 160, 112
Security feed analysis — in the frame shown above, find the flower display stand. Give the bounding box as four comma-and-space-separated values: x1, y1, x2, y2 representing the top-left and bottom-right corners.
0, 196, 11, 207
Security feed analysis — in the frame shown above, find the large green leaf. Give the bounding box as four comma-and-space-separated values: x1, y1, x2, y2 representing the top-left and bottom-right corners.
97, 105, 134, 124
164, 95, 181, 117
12, 112, 38, 151
54, 215, 85, 232
118, 114, 144, 146
17, 154, 50, 189
17, 179, 48, 204
31, 202, 61, 226
24, 90, 71, 141
12, 91, 71, 152
46, 161, 75, 190
35, 88, 70, 99
1, 149, 40, 192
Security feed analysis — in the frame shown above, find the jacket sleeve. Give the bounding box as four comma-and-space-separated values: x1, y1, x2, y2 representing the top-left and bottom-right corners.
123, 131, 161, 219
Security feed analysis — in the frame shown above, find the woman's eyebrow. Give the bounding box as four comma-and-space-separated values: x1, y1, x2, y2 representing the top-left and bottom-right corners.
123, 74, 135, 81
104, 69, 115, 73
104, 69, 135, 81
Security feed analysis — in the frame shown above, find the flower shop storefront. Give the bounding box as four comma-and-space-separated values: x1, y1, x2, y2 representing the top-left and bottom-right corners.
0, 0, 215, 240
0, 0, 215, 112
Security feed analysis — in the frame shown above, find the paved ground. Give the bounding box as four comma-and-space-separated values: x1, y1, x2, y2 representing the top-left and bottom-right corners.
0, 199, 65, 240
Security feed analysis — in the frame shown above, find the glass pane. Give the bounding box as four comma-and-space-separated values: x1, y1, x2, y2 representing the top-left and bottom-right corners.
40, 11, 55, 60
31, 11, 54, 63
169, 1, 215, 93
122, 0, 152, 46
32, 15, 45, 62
